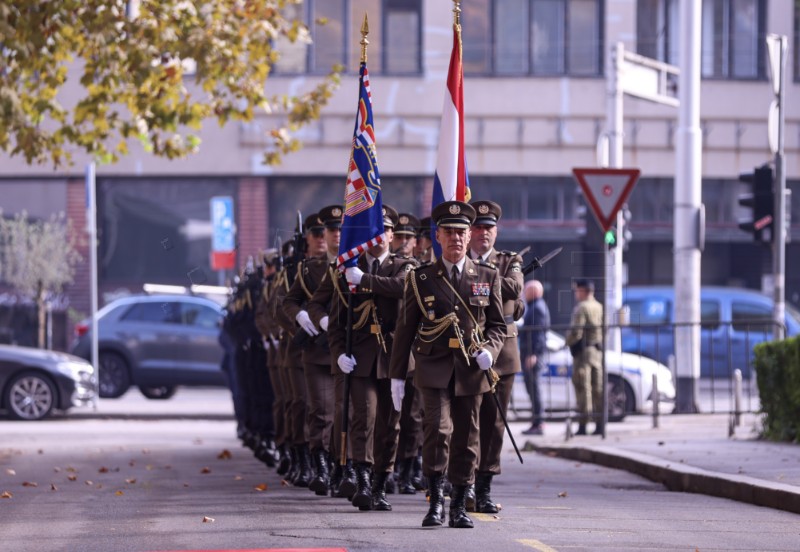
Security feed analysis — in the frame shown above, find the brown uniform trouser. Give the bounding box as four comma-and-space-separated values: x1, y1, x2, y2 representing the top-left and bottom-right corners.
286, 353, 308, 446
420, 383, 483, 486
332, 371, 352, 462
372, 377, 401, 473
572, 347, 603, 425
277, 362, 294, 445
396, 377, 423, 461
348, 371, 378, 465
303, 361, 335, 452
267, 363, 285, 446
478, 372, 515, 474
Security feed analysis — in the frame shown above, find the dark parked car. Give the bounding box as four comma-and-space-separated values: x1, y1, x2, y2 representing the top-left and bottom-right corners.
71, 294, 226, 399
0, 344, 96, 420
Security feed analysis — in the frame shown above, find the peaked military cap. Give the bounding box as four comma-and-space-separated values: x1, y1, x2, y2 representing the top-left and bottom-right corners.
471, 200, 502, 226
418, 216, 433, 239
317, 205, 344, 228
431, 201, 476, 229
381, 204, 399, 229
395, 213, 420, 236
304, 213, 324, 233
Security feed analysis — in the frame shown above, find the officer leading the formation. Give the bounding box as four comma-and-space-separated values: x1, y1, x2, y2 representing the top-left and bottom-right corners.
389, 200, 506, 529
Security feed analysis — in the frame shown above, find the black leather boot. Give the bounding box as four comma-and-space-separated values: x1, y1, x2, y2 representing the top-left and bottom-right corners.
286, 446, 299, 483
464, 483, 476, 512
308, 448, 330, 496
254, 438, 278, 468
351, 463, 372, 511
337, 460, 357, 499
422, 474, 445, 527
397, 457, 416, 494
576, 423, 587, 435
592, 423, 605, 436
293, 444, 313, 488
411, 454, 425, 490
276, 444, 291, 476
371, 471, 392, 511
384, 471, 397, 494
475, 471, 498, 513
449, 485, 474, 528
329, 462, 342, 497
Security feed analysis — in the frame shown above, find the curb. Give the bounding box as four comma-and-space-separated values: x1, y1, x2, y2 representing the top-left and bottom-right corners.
531, 443, 800, 515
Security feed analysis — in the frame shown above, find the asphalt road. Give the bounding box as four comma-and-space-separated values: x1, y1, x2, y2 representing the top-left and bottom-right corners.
2, 394, 799, 552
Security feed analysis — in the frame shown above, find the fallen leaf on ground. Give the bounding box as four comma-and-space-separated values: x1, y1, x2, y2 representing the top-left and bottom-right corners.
234, 475, 243, 481
183, 483, 190, 487
254, 483, 268, 492
66, 467, 77, 473
37, 449, 43, 455
67, 475, 77, 482
5, 469, 16, 476
280, 480, 289, 486
217, 449, 232, 460
129, 461, 136, 467
125, 478, 136, 484
145, 465, 154, 471
96, 484, 103, 489
496, 503, 503, 511
1, 491, 12, 498
53, 467, 61, 473
22, 481, 38, 487
142, 449, 151, 454
98, 467, 109, 473
163, 465, 172, 470
200, 467, 211, 474
85, 481, 94, 486
202, 516, 215, 523
50, 484, 57, 491
558, 491, 568, 498
115, 490, 124, 496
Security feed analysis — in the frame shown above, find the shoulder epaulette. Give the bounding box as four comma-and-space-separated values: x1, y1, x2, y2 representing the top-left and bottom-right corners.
413, 261, 434, 270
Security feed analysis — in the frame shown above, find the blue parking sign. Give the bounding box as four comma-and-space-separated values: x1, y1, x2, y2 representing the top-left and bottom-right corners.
210, 196, 235, 252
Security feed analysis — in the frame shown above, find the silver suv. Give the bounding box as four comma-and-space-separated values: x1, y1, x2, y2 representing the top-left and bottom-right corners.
71, 294, 225, 399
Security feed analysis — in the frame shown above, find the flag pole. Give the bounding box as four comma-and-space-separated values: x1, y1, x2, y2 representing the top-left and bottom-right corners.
340, 13, 370, 466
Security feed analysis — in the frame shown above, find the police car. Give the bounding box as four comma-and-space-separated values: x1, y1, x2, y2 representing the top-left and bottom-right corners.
511, 330, 676, 422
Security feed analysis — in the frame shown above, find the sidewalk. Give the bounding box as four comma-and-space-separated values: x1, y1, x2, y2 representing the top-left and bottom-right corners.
514, 412, 800, 515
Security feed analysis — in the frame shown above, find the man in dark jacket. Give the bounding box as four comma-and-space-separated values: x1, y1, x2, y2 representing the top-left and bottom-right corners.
521, 279, 550, 435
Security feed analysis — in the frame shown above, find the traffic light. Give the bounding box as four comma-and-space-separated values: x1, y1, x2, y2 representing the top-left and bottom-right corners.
605, 227, 617, 248
738, 165, 774, 243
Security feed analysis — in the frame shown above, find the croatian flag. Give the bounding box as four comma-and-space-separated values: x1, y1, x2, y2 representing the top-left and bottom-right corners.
431, 23, 471, 257
337, 62, 385, 282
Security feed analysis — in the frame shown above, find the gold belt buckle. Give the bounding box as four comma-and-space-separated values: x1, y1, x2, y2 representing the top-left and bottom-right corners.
448, 338, 460, 349
370, 324, 381, 334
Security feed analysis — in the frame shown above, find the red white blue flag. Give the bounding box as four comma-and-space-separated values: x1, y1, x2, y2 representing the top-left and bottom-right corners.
431, 22, 471, 256
337, 62, 384, 273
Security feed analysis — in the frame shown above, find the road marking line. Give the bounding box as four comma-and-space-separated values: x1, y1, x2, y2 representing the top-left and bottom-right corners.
517, 538, 559, 552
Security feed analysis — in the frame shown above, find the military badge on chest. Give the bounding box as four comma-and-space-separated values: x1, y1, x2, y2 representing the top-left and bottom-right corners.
472, 282, 490, 296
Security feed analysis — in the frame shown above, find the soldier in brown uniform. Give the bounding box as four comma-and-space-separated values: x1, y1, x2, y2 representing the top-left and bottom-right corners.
468, 200, 524, 514
282, 205, 342, 496
272, 213, 328, 486
389, 200, 506, 529
326, 205, 416, 511
565, 279, 604, 435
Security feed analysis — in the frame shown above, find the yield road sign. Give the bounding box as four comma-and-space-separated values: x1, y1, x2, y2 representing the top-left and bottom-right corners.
572, 168, 641, 232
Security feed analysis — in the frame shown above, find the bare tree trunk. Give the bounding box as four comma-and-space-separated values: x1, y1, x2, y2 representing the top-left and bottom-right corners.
37, 280, 45, 349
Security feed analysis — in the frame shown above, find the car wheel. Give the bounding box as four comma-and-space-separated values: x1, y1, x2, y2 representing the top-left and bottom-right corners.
98, 351, 131, 398
5, 371, 57, 421
139, 385, 177, 400
608, 376, 635, 422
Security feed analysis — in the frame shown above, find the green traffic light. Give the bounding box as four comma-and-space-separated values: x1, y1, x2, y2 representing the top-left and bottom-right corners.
604, 229, 616, 246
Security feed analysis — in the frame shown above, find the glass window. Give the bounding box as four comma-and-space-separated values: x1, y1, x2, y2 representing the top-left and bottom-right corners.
731, 301, 772, 332
627, 299, 671, 324
312, 0, 346, 73
700, 300, 721, 329
462, 0, 492, 73
567, 0, 601, 75
273, 2, 308, 74
122, 302, 181, 324
795, 0, 800, 81
638, 0, 764, 79
385, 0, 422, 74
181, 303, 221, 328
531, 0, 565, 74
496, 0, 530, 74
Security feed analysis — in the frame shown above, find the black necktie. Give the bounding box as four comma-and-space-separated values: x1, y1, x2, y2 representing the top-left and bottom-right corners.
371, 258, 380, 275
451, 264, 459, 289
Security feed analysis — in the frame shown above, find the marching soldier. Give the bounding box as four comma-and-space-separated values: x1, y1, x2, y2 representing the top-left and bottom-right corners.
468, 200, 524, 513
391, 213, 419, 257
565, 279, 604, 436
282, 205, 342, 496
414, 216, 435, 263
327, 205, 416, 511
389, 201, 506, 529
272, 213, 328, 487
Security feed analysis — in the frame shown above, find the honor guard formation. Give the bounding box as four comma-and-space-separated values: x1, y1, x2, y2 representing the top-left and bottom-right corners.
219, 198, 546, 529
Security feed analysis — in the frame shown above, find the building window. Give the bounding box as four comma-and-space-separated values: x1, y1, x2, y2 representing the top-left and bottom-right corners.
637, 0, 766, 79
795, 0, 800, 81
273, 0, 422, 75
462, 0, 603, 76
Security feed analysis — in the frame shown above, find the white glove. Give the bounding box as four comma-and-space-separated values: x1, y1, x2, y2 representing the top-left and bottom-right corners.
337, 353, 357, 374
319, 316, 329, 332
295, 310, 319, 336
473, 349, 493, 371
391, 378, 406, 412
345, 266, 365, 285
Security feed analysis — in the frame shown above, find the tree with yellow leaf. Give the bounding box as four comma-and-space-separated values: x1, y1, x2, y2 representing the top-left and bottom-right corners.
0, 0, 340, 167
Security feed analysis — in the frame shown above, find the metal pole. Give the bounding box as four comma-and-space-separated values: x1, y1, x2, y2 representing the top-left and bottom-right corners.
652, 373, 659, 429
340, 288, 354, 465
673, 0, 702, 413
86, 163, 100, 410
772, 36, 787, 341
606, 42, 624, 355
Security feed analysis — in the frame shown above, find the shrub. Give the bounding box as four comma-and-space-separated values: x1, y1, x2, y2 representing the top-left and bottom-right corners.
755, 337, 800, 442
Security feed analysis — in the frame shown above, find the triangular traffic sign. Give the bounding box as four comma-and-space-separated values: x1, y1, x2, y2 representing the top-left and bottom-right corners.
572, 168, 641, 232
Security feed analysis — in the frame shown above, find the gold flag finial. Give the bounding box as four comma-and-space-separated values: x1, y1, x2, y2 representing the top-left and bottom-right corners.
360, 13, 370, 64
452, 1, 462, 58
